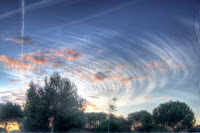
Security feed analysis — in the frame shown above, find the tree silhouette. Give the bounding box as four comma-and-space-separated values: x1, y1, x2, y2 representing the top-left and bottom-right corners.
0, 102, 23, 132
153, 101, 196, 131
23, 73, 86, 132
128, 110, 153, 132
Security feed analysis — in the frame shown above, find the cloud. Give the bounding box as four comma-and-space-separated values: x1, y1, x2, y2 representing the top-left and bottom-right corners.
94, 71, 110, 81
111, 75, 152, 84
0, 91, 12, 94
3, 36, 35, 45
85, 102, 103, 112
118, 64, 125, 69
160, 97, 172, 99
147, 61, 164, 68
0, 47, 82, 74
0, 55, 33, 72
0, 90, 26, 105
9, 79, 21, 82
53, 48, 83, 61
80, 73, 94, 82
80, 71, 111, 82
144, 96, 152, 99
24, 54, 49, 65
88, 96, 99, 99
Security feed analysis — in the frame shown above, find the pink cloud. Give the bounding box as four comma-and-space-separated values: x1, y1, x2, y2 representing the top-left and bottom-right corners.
9, 79, 21, 82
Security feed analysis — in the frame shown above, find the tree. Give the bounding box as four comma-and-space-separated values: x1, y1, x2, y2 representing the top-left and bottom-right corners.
44, 73, 86, 132
96, 114, 129, 132
153, 101, 196, 131
23, 82, 50, 132
128, 110, 153, 132
84, 112, 107, 132
0, 102, 23, 132
107, 97, 117, 133
23, 73, 86, 132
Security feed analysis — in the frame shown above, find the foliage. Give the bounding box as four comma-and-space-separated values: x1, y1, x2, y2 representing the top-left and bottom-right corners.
84, 112, 107, 129
0, 127, 6, 132
187, 125, 200, 132
151, 126, 169, 132
153, 100, 196, 131
22, 82, 50, 132
128, 110, 153, 132
0, 102, 23, 131
23, 73, 86, 132
96, 115, 129, 132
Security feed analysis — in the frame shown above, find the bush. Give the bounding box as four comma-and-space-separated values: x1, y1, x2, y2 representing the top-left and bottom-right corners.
0, 127, 6, 132
151, 126, 169, 132
187, 127, 200, 132
96, 119, 125, 132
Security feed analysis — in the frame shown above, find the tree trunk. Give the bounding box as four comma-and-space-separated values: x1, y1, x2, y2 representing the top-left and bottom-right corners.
132, 120, 136, 132
108, 114, 110, 133
4, 121, 7, 132
51, 118, 55, 133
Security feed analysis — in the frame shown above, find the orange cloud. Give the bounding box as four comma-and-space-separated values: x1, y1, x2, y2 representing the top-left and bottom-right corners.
0, 55, 33, 72
80, 71, 110, 82
75, 69, 83, 73
144, 96, 152, 99
60, 48, 83, 61
160, 97, 172, 99
85, 102, 103, 112
94, 72, 108, 81
24, 55, 49, 65
111, 75, 152, 84
159, 68, 168, 71
118, 64, 125, 69
80, 73, 94, 82
0, 47, 82, 73
147, 61, 164, 68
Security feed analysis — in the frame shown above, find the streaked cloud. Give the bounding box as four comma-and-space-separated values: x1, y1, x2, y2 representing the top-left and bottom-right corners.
9, 79, 21, 82
3, 36, 35, 45
144, 96, 152, 99
0, 55, 33, 72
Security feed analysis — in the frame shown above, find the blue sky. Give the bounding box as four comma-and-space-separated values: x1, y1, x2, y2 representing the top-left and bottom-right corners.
0, 0, 200, 124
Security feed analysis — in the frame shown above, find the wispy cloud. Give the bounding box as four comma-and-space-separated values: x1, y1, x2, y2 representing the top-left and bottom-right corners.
0, 47, 83, 77
2, 36, 35, 45
9, 79, 21, 82
0, 55, 33, 72
144, 96, 152, 99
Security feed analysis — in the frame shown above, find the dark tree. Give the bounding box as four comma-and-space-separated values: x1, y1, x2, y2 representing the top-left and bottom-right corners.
23, 73, 86, 132
23, 82, 50, 132
96, 114, 129, 132
153, 101, 196, 131
0, 102, 23, 131
84, 112, 107, 132
128, 110, 153, 132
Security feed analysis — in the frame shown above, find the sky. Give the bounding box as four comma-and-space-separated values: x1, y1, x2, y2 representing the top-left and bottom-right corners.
0, 0, 200, 124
